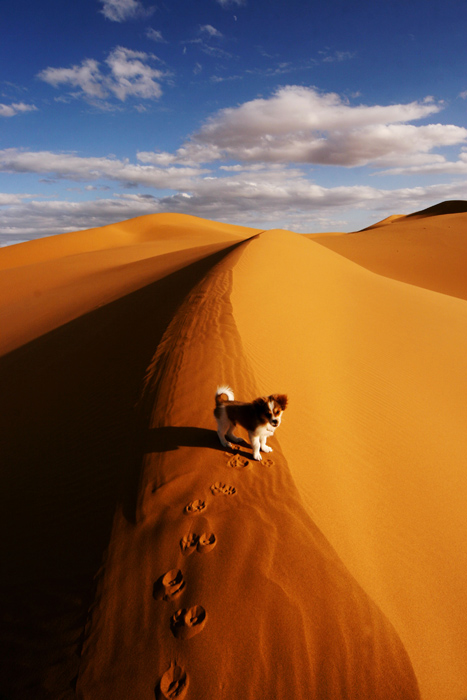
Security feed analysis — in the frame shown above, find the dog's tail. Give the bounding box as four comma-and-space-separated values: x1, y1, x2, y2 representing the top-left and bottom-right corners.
215, 385, 234, 405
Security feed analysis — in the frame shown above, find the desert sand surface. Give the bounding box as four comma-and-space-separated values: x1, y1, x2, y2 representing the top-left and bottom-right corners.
1, 203, 466, 700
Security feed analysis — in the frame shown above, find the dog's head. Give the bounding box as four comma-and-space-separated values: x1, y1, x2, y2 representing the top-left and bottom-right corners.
254, 394, 288, 428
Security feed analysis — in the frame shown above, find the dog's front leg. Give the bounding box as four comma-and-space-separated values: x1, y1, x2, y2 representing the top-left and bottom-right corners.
249, 434, 262, 461
260, 435, 273, 453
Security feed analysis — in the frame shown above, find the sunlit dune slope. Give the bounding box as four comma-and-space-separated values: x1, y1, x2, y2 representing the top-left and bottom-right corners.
313, 201, 467, 300
0, 213, 259, 355
231, 228, 467, 700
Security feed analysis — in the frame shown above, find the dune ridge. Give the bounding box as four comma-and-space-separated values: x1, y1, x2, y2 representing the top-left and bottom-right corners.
1, 207, 466, 700
77, 240, 419, 699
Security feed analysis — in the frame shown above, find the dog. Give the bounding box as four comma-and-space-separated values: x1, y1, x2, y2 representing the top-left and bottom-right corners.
214, 386, 288, 461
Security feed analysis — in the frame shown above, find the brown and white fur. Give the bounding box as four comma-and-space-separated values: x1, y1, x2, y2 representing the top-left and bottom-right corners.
214, 386, 288, 461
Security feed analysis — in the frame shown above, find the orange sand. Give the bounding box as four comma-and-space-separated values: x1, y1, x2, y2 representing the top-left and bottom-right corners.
1, 203, 466, 700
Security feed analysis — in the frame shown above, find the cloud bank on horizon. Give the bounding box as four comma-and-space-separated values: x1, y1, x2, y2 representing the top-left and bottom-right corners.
1, 0, 467, 244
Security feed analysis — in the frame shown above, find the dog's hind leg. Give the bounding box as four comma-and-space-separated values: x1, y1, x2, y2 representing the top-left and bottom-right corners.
216, 411, 234, 449
225, 425, 243, 445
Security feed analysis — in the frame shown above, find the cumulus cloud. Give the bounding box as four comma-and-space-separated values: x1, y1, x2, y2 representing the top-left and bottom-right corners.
38, 59, 106, 99
138, 87, 467, 171
99, 0, 154, 22
38, 47, 165, 104
189, 86, 467, 167
0, 102, 37, 117
105, 47, 164, 100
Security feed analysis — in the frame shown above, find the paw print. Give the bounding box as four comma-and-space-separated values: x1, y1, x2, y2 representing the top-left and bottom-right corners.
184, 499, 206, 515
210, 481, 237, 496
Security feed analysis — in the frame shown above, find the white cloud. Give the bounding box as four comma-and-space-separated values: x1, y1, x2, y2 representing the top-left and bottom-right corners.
137, 86, 466, 171
378, 148, 467, 175
38, 47, 165, 105
105, 47, 164, 100
200, 25, 223, 38
146, 28, 166, 42
0, 193, 37, 205
215, 0, 245, 6
188, 86, 467, 167
0, 149, 207, 190
99, 0, 154, 22
137, 142, 222, 167
0, 102, 37, 117
38, 59, 106, 99
320, 50, 356, 63
3, 85, 467, 243
3, 157, 467, 244
185, 39, 233, 60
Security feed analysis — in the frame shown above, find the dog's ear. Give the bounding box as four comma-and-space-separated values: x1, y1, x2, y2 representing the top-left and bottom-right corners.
252, 396, 268, 415
273, 394, 288, 411
253, 396, 268, 407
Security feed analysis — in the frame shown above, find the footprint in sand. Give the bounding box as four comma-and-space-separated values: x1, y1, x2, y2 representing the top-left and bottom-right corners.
210, 481, 237, 497
226, 453, 251, 470
197, 532, 217, 553
180, 532, 199, 556
170, 605, 207, 639
157, 662, 189, 699
261, 457, 274, 468
184, 499, 206, 515
153, 569, 186, 602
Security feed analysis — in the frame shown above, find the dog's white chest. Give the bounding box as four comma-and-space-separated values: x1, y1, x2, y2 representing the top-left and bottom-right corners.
256, 423, 275, 437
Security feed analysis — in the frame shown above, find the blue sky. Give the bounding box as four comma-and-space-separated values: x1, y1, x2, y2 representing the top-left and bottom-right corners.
1, 0, 467, 244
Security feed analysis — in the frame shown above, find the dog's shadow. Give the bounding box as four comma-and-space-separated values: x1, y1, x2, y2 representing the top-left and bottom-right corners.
145, 426, 252, 459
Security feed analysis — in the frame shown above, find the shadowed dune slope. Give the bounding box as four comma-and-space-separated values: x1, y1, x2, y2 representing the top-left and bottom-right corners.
0, 241, 248, 700
405, 199, 467, 218
77, 239, 419, 700
312, 204, 467, 300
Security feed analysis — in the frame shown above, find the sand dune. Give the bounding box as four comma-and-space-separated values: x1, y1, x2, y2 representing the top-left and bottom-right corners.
0, 214, 258, 355
1, 204, 466, 700
314, 202, 467, 300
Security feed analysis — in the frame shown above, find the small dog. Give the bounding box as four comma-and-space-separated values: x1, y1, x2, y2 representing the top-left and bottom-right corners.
214, 386, 288, 461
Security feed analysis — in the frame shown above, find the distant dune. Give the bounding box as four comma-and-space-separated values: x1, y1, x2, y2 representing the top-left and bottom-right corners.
1, 203, 466, 700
